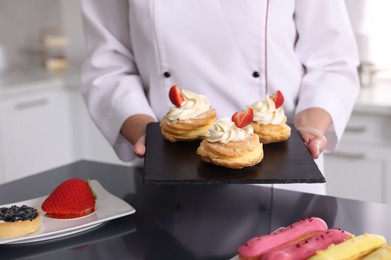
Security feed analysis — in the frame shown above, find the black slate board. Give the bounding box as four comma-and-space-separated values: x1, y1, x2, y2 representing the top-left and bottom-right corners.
144, 122, 325, 184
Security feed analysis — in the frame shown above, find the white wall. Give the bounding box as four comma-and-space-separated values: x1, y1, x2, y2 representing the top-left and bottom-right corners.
0, 0, 62, 71
59, 0, 86, 64
2, 0, 390, 73
346, 0, 391, 70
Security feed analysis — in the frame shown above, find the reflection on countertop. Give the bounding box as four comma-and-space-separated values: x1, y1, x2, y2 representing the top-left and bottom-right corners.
0, 66, 80, 99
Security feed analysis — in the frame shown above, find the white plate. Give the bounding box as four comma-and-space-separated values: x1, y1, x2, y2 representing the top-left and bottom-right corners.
0, 180, 136, 244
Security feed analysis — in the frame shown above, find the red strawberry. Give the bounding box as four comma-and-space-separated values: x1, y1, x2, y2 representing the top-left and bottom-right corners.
169, 85, 184, 107
42, 178, 96, 219
271, 90, 284, 108
231, 108, 254, 128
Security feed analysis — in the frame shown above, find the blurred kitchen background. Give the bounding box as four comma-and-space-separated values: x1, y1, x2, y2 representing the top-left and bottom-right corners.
0, 0, 390, 203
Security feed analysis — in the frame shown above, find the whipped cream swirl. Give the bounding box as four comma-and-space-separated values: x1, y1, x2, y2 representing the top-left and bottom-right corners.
167, 90, 211, 121
207, 118, 253, 143
249, 96, 285, 125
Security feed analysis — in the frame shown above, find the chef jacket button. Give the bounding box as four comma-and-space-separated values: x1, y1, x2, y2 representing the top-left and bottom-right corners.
163, 71, 171, 78
252, 71, 260, 78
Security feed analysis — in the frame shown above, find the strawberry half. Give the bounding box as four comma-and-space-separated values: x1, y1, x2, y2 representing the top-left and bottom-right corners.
169, 85, 184, 107
271, 90, 284, 109
231, 108, 254, 128
42, 178, 96, 219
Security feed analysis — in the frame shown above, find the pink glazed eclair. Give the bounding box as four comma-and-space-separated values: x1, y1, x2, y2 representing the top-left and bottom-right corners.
262, 228, 352, 260
237, 217, 328, 260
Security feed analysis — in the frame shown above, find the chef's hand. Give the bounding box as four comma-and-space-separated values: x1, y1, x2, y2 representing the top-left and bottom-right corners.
133, 134, 147, 158
120, 114, 156, 158
297, 127, 327, 159
294, 108, 332, 159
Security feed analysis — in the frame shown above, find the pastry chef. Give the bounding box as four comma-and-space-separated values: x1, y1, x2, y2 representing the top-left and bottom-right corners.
80, 0, 360, 195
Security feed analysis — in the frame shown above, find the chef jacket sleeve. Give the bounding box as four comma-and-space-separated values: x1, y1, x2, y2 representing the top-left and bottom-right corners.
80, 0, 156, 161
294, 0, 360, 151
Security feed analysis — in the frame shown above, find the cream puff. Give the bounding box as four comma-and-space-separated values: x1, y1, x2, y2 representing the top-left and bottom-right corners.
197, 108, 263, 169
160, 85, 216, 142
249, 90, 291, 144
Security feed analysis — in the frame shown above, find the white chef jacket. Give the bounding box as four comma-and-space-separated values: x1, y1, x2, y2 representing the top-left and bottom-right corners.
80, 0, 360, 194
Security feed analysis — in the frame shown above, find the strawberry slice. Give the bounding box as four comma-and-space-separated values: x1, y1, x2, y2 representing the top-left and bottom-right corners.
232, 108, 254, 128
271, 90, 284, 109
169, 85, 184, 107
42, 178, 96, 219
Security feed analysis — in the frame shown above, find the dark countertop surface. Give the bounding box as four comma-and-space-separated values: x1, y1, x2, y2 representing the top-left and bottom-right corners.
1, 160, 390, 260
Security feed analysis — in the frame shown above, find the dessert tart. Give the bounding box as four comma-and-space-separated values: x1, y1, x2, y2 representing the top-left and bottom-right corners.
160, 85, 216, 142
0, 205, 40, 237
197, 108, 263, 169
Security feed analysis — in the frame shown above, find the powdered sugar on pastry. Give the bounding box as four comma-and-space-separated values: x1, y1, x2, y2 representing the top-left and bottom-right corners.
197, 109, 263, 169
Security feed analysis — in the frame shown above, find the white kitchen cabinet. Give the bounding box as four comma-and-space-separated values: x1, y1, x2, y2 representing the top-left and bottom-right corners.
68, 90, 129, 166
325, 112, 391, 203
0, 135, 4, 184
0, 88, 77, 183
0, 77, 131, 185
